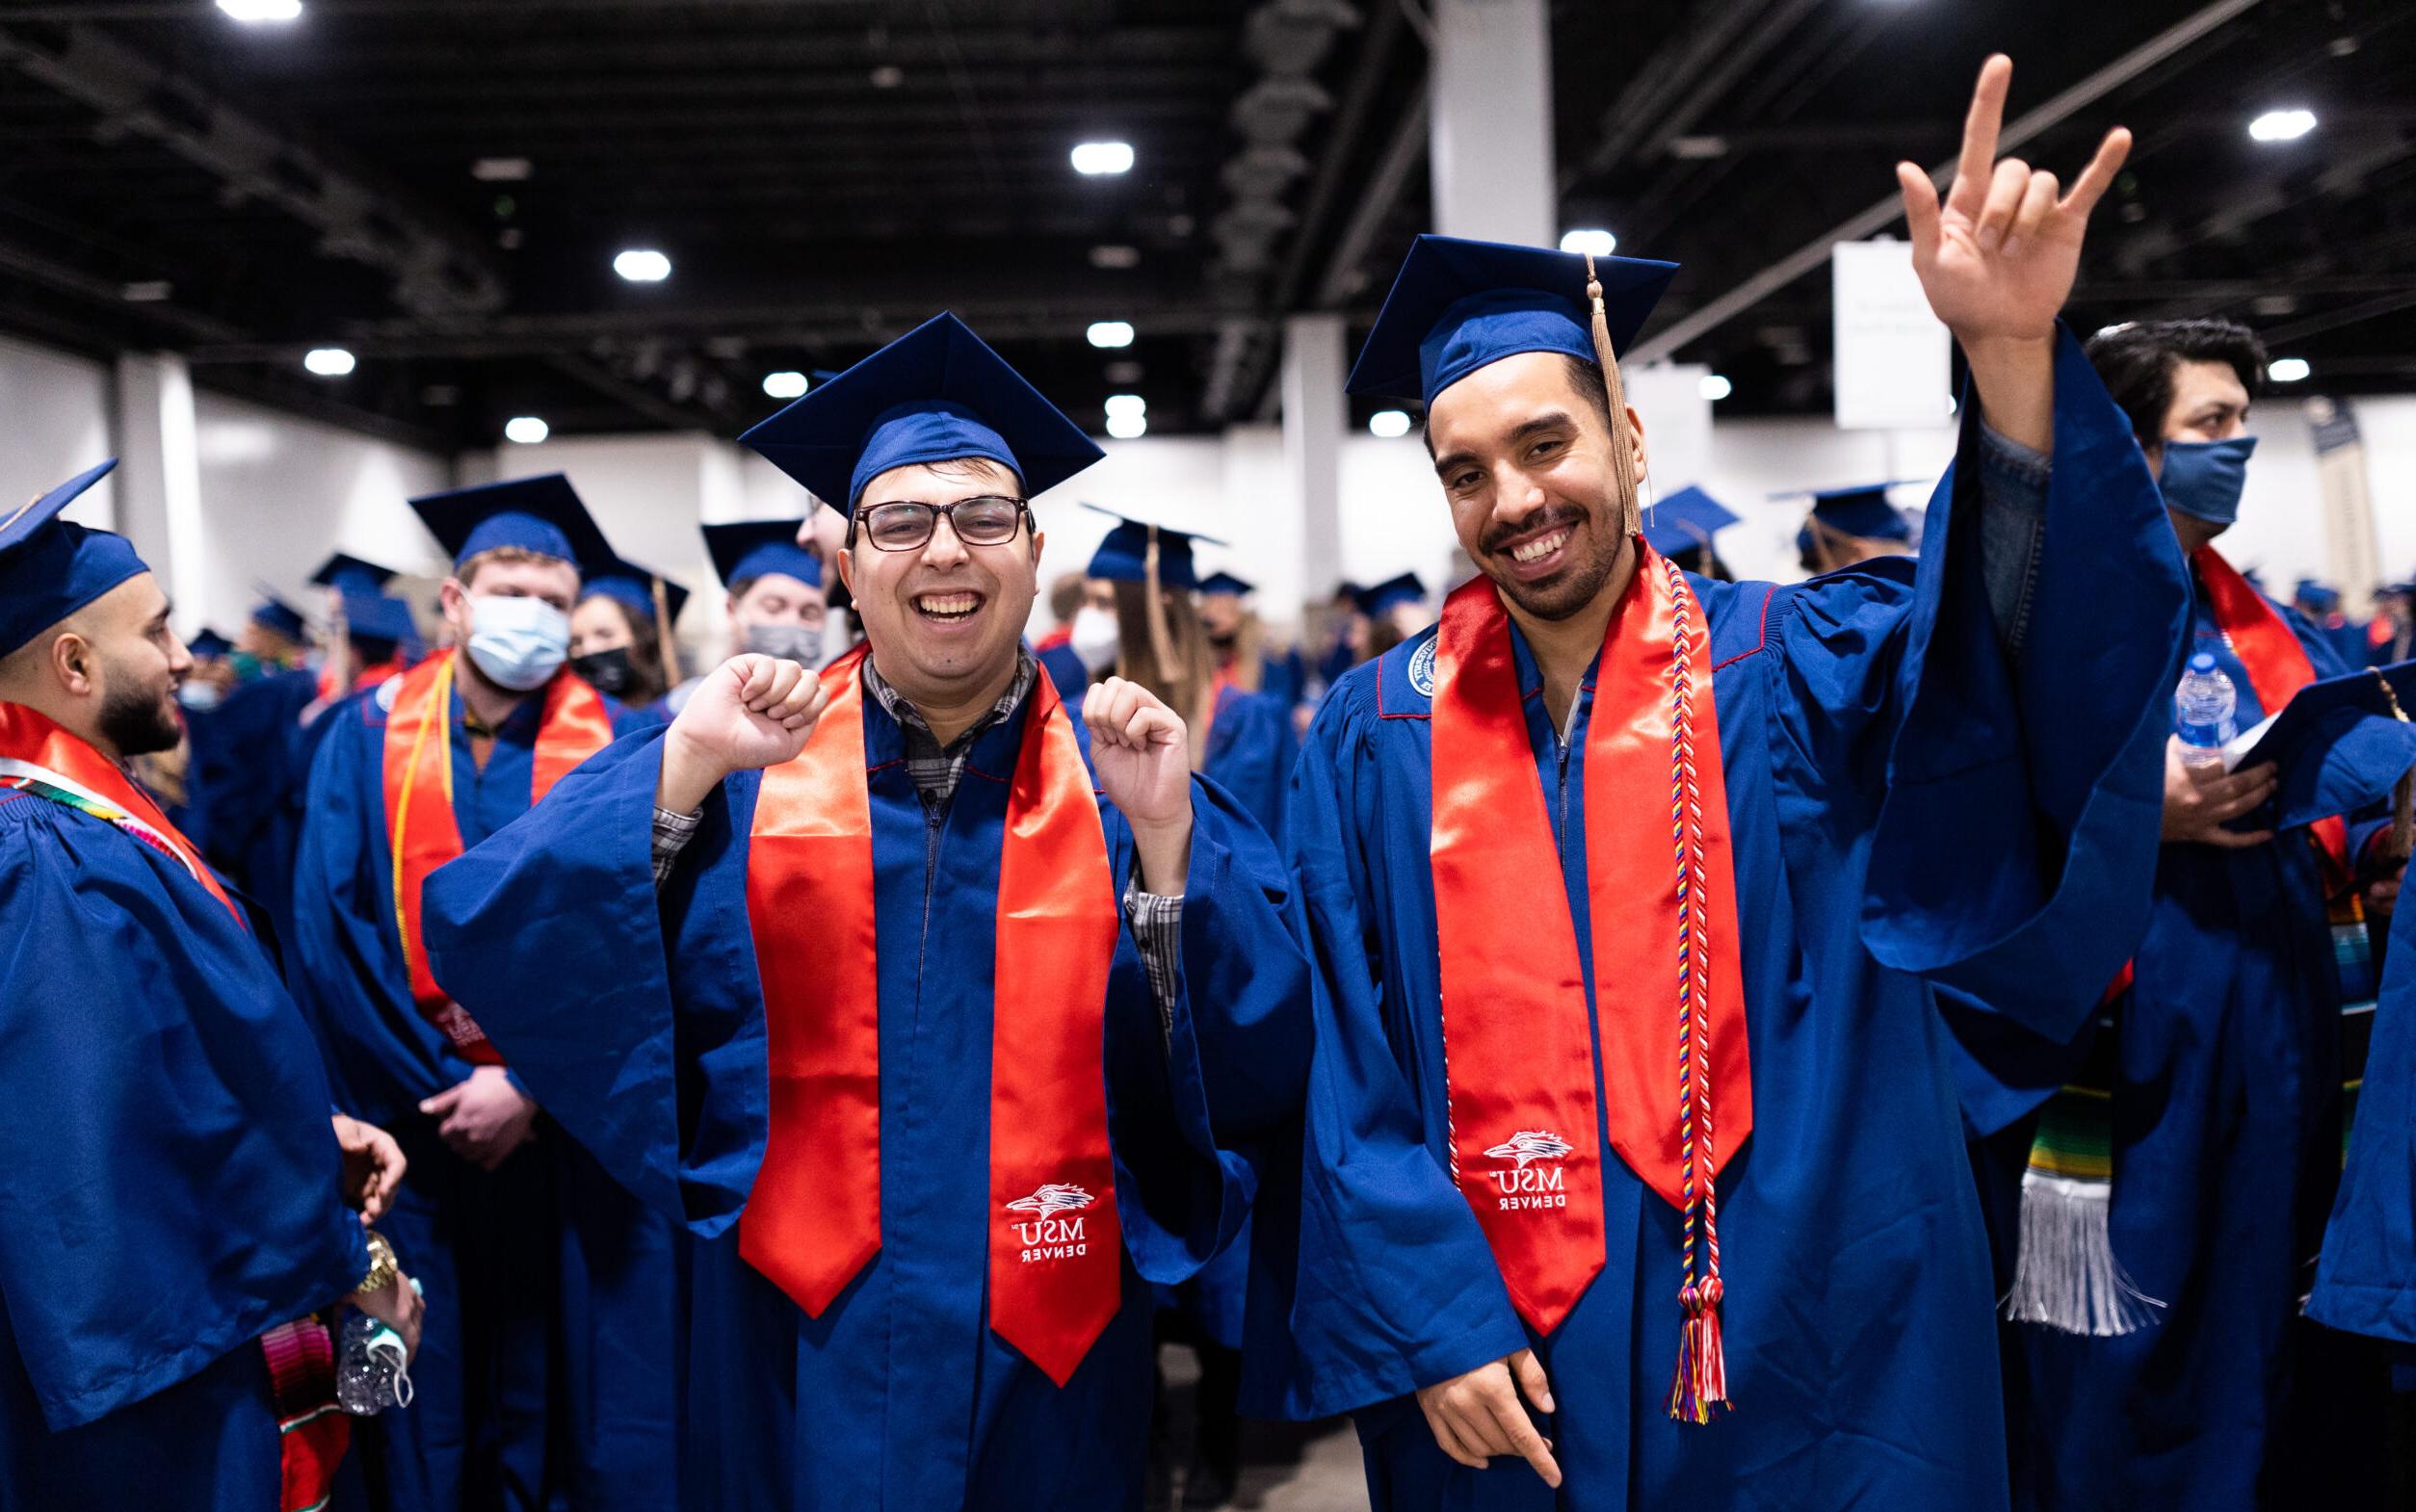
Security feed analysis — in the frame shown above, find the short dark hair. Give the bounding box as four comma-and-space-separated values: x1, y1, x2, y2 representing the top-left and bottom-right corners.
2082, 319, 2269, 447
1420, 354, 1613, 459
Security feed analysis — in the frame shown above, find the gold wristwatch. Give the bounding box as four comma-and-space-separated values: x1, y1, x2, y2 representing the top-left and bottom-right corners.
355, 1230, 400, 1295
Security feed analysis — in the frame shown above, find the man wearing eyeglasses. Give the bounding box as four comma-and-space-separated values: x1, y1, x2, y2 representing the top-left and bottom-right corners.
415, 313, 1312, 1511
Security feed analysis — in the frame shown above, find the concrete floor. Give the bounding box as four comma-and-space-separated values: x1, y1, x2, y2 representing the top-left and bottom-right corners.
1156, 1343, 1370, 1511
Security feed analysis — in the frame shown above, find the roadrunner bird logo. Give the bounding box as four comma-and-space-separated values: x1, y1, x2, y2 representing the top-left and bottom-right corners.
1005, 1184, 1095, 1219
1485, 1130, 1574, 1168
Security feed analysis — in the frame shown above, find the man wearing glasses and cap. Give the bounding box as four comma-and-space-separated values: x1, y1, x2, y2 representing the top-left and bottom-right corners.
418, 313, 1311, 1510
1253, 58, 2193, 1512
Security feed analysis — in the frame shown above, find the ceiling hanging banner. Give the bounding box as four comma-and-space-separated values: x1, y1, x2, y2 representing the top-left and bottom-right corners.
1830, 239, 1954, 432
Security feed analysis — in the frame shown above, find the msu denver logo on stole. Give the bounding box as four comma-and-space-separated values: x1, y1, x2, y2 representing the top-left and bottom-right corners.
1483, 1130, 1573, 1211
1006, 1183, 1095, 1263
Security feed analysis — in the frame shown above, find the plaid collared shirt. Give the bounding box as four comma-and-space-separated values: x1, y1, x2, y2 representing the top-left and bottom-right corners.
650, 647, 1185, 1030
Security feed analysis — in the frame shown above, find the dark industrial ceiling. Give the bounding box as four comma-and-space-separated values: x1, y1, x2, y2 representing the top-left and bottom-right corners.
0, 0, 2406, 451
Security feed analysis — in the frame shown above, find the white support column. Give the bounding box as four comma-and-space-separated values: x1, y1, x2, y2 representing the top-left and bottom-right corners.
1429, 0, 1556, 246
112, 352, 209, 631
1281, 313, 1347, 623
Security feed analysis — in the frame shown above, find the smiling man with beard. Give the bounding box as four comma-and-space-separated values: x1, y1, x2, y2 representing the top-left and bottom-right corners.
1251, 58, 2197, 1512
0, 460, 422, 1512
416, 313, 1312, 1511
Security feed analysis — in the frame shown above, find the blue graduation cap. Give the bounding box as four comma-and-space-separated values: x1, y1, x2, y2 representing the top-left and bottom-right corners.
0, 459, 143, 657
250, 591, 308, 641
1197, 571, 1255, 598
583, 562, 692, 626
408, 474, 616, 578
740, 313, 1105, 512
336, 592, 420, 651
1643, 484, 1739, 560
2294, 578, 2342, 613
309, 552, 398, 597
702, 519, 823, 591
1346, 234, 1679, 404
1354, 572, 1427, 617
187, 627, 234, 660
1788, 482, 1915, 543
2227, 661, 2416, 832
1081, 503, 1226, 592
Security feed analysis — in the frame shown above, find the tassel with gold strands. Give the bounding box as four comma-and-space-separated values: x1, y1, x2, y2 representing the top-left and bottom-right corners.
649, 574, 683, 687
1583, 253, 1643, 541
1139, 526, 1212, 769
2370, 666, 2416, 860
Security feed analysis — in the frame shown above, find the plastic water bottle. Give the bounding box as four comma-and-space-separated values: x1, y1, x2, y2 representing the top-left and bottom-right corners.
2174, 651, 2238, 770
335, 1280, 420, 1416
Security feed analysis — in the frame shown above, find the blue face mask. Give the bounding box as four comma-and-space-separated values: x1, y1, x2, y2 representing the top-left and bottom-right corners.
465, 593, 570, 691
2159, 434, 2257, 528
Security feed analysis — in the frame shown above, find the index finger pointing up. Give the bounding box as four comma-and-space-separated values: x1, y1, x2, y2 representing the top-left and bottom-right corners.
1950, 55, 2013, 217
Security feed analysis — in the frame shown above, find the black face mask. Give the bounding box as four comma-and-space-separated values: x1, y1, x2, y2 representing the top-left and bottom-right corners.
570, 646, 636, 697
1206, 629, 1239, 651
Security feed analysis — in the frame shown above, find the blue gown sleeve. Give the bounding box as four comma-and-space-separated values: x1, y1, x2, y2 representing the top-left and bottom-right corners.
1101, 775, 1311, 1287
0, 799, 368, 1430
1256, 692, 1529, 1420
1845, 326, 2193, 1038
288, 702, 485, 1123
1204, 691, 1298, 841
2309, 895, 2416, 1348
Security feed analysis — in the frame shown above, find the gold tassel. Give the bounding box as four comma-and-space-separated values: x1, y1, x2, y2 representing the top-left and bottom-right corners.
2369, 667, 2415, 860
1142, 528, 1178, 691
1585, 253, 1642, 541
650, 575, 683, 685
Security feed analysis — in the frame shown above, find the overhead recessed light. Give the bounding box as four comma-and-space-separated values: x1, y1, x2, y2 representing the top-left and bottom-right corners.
1105, 412, 1147, 440
504, 416, 550, 444
1698, 374, 1732, 402
1071, 141, 1136, 176
1090, 244, 1142, 270
120, 279, 173, 303
613, 248, 671, 282
1368, 409, 1412, 439
471, 156, 533, 182
1104, 393, 1146, 420
762, 370, 810, 400
2248, 109, 2317, 142
1559, 228, 1617, 256
303, 347, 355, 377
1086, 320, 1135, 350
217, 0, 302, 20
869, 64, 905, 89
2269, 356, 2312, 382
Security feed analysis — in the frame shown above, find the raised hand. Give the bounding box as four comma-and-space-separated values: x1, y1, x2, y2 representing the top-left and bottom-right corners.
1899, 55, 2130, 345
658, 653, 828, 814
1083, 676, 1194, 893
1897, 55, 2131, 451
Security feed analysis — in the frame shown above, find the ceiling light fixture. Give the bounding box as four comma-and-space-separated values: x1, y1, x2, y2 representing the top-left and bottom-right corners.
303, 347, 355, 377
504, 416, 550, 445
1071, 141, 1136, 176
1368, 409, 1412, 438
1087, 320, 1135, 350
613, 248, 671, 282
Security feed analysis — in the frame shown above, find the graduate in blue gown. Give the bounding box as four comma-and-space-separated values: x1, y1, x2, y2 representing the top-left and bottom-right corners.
1950, 317, 2408, 1507
2312, 890, 2416, 1388
1198, 570, 1308, 714
670, 519, 833, 720
1255, 69, 2183, 1512
1789, 482, 1921, 575
0, 461, 422, 1512
288, 478, 677, 1512
419, 312, 1312, 1512
570, 561, 689, 717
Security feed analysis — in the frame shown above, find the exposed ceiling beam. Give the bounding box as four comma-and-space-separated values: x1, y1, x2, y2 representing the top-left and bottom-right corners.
1625, 0, 2274, 364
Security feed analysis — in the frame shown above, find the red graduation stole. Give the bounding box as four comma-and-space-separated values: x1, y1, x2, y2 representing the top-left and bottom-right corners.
0, 703, 353, 1507
381, 648, 616, 1061
2194, 546, 2351, 881
740, 646, 1123, 1386
0, 699, 239, 920
1430, 544, 1752, 1420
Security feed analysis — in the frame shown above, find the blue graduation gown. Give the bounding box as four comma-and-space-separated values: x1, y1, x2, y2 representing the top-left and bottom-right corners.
1164, 683, 1301, 1350
189, 665, 323, 961
289, 673, 677, 1512
2311, 893, 2416, 1382
1259, 647, 1308, 711
0, 782, 370, 1511
416, 684, 1312, 1511
1256, 332, 2191, 1512
1953, 587, 2392, 1508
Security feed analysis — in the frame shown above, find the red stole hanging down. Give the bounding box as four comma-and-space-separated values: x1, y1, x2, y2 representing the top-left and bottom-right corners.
381, 649, 616, 1061
0, 703, 349, 1510
740, 646, 1124, 1387
1429, 542, 1754, 1421
2194, 546, 2351, 882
